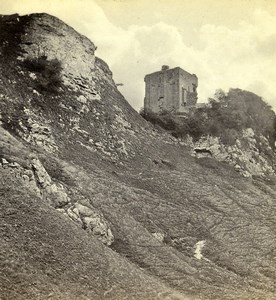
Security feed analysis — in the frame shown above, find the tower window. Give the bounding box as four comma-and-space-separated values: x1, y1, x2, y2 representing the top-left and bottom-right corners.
182, 87, 187, 106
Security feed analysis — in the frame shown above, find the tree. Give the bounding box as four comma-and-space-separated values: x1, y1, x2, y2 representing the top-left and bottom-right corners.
23, 55, 63, 93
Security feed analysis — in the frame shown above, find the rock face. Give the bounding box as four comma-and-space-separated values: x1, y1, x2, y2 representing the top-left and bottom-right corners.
186, 128, 275, 178
66, 201, 114, 246
0, 148, 114, 246
18, 13, 97, 85
0, 13, 134, 159
0, 13, 276, 300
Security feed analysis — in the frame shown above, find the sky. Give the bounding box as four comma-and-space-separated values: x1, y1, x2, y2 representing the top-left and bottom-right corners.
1, 0, 276, 111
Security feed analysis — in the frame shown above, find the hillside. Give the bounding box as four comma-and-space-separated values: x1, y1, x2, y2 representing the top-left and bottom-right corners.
141, 88, 276, 178
0, 13, 276, 300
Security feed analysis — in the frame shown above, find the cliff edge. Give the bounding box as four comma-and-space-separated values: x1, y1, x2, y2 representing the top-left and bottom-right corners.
0, 13, 276, 300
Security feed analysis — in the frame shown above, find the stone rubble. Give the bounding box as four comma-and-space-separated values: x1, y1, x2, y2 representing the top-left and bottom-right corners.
184, 128, 274, 177
1, 155, 114, 246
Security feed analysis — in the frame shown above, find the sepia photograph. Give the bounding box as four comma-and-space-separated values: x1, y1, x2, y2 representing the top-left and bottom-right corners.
0, 0, 275, 299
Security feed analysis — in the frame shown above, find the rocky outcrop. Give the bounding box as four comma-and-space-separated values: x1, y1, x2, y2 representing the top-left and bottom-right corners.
31, 157, 114, 245
31, 157, 69, 206
1, 13, 276, 300
1, 156, 41, 197
0, 13, 141, 161
65, 201, 114, 246
186, 128, 275, 177
18, 13, 97, 86
20, 108, 58, 153
1, 154, 114, 246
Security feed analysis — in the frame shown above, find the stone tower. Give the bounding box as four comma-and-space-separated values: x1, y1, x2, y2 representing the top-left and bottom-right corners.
144, 66, 198, 113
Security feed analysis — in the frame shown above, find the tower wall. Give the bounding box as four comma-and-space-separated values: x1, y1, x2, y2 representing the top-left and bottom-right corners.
144, 67, 198, 113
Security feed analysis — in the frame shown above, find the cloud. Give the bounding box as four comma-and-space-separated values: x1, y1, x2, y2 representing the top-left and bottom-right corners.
109, 8, 276, 110
109, 22, 203, 109
193, 9, 276, 108
1, 1, 276, 110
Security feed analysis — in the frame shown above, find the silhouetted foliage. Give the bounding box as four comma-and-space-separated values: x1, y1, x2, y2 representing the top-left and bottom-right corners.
140, 89, 276, 149
1, 103, 29, 134
23, 55, 63, 93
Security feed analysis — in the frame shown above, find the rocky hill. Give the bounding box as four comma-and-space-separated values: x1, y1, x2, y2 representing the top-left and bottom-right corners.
141, 88, 276, 179
0, 13, 276, 300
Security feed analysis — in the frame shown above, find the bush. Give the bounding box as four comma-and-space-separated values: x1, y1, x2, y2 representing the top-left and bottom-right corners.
140, 89, 276, 149
23, 55, 63, 93
140, 109, 205, 140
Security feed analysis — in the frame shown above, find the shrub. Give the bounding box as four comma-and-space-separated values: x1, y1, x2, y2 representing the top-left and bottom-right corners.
140, 109, 205, 140
140, 89, 276, 149
23, 55, 63, 93
1, 103, 29, 134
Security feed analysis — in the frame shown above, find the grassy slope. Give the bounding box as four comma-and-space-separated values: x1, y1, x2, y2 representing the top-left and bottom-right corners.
1, 124, 276, 299
68, 139, 276, 300
0, 164, 192, 300
0, 13, 276, 300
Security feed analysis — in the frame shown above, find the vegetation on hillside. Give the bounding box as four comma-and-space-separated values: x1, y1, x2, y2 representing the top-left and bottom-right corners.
141, 88, 276, 149
23, 55, 63, 93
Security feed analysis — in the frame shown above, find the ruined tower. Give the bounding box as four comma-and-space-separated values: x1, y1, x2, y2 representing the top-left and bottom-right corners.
144, 66, 198, 113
